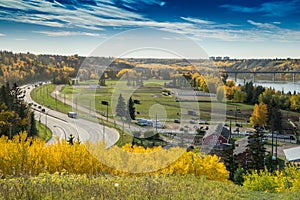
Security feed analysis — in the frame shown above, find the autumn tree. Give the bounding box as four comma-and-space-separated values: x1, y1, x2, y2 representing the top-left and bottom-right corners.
290, 94, 300, 111
250, 102, 268, 127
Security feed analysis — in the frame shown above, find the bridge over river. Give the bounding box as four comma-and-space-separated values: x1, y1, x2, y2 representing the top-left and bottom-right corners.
223, 70, 300, 83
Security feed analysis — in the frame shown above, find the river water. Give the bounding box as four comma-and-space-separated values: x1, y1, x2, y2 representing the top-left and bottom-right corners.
230, 78, 300, 93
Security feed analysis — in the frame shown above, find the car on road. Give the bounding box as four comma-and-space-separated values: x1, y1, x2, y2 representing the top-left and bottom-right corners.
38, 105, 41, 109
68, 112, 77, 119
41, 108, 45, 112
174, 119, 180, 123
245, 130, 254, 136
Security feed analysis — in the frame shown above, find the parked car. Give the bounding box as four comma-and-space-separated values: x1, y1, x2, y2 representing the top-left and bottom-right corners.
190, 120, 196, 124
245, 130, 254, 136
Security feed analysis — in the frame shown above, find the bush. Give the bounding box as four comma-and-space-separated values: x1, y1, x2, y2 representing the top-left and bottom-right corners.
243, 166, 300, 193
0, 132, 229, 182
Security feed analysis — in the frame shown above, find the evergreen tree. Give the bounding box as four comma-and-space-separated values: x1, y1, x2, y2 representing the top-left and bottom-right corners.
246, 131, 266, 171
28, 112, 38, 137
116, 94, 126, 119
128, 96, 135, 120
233, 166, 245, 185
215, 139, 237, 181
267, 98, 282, 133
242, 82, 254, 104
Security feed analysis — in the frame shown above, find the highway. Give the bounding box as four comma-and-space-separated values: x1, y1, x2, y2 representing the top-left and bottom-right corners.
22, 84, 119, 147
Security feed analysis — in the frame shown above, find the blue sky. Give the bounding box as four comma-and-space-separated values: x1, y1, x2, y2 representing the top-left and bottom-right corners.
0, 0, 300, 58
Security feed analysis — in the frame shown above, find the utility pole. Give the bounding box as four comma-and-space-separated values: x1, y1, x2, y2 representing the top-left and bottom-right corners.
155, 113, 158, 133
101, 101, 109, 122
122, 118, 125, 144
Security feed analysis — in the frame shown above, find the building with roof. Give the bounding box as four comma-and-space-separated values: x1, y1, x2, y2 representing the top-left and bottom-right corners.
201, 124, 230, 154
283, 146, 300, 165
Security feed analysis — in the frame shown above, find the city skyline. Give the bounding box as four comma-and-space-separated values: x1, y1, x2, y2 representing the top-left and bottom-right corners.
0, 0, 300, 58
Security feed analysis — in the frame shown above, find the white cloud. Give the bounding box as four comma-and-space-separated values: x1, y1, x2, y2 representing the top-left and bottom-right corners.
0, 0, 299, 44
247, 20, 279, 29
0, 33, 6, 36
35, 31, 103, 37
181, 17, 215, 25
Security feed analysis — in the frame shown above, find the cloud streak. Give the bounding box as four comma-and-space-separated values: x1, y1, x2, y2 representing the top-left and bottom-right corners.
35, 31, 103, 37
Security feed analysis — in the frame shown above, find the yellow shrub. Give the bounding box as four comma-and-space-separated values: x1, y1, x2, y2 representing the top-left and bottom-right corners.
0, 132, 229, 183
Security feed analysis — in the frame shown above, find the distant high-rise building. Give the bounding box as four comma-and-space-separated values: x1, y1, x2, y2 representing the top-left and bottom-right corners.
223, 56, 230, 61
209, 56, 215, 61
215, 56, 222, 61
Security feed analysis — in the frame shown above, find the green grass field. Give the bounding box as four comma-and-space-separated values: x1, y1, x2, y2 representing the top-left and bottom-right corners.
31, 84, 73, 114
36, 121, 52, 141
60, 80, 255, 123
0, 173, 298, 200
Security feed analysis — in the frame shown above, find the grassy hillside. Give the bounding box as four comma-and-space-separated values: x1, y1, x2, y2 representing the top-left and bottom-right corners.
0, 174, 298, 200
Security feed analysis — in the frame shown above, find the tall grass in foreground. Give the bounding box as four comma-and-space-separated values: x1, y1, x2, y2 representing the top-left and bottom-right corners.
1, 173, 299, 200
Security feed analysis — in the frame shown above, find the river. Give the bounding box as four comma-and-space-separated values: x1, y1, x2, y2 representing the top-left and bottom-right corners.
230, 78, 300, 93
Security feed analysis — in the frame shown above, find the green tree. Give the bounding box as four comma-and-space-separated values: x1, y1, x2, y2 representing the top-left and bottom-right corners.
28, 112, 38, 137
267, 98, 282, 133
216, 139, 237, 181
233, 166, 245, 185
233, 90, 246, 103
246, 130, 266, 171
242, 82, 254, 103
116, 94, 126, 119
258, 88, 275, 105
128, 97, 135, 120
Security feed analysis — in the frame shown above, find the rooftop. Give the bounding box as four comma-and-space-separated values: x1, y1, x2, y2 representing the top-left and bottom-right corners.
283, 146, 300, 162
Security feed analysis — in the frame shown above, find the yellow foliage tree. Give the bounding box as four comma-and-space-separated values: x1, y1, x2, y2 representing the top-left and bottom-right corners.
0, 132, 229, 182
116, 69, 132, 78
250, 102, 268, 127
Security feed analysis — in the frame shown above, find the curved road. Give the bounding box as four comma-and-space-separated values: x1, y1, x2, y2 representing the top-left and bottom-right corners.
22, 84, 119, 147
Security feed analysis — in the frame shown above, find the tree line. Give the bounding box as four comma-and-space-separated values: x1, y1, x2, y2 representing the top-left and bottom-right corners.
0, 82, 37, 138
